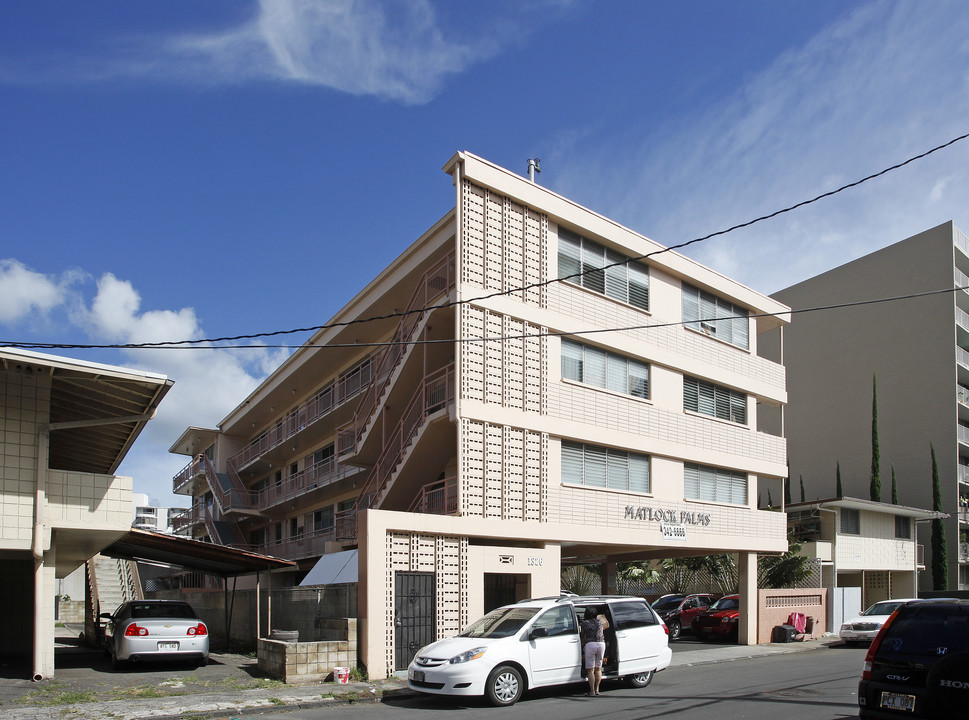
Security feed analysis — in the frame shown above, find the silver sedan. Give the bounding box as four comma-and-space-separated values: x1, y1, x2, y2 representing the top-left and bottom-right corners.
102, 600, 209, 670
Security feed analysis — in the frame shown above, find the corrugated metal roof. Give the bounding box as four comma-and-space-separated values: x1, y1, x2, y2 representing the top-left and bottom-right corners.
102, 529, 296, 576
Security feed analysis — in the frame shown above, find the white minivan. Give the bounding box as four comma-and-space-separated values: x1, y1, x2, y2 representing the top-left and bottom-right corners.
407, 595, 672, 705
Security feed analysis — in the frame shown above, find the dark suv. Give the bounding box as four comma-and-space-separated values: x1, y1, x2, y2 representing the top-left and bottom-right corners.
858, 598, 969, 718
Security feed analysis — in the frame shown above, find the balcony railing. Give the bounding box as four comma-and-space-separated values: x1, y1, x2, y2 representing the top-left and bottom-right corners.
173, 455, 206, 494
958, 307, 969, 332
408, 476, 457, 515
960, 543, 969, 564
957, 267, 969, 295
256, 457, 360, 510
338, 253, 455, 457
960, 425, 969, 446
354, 364, 455, 511
227, 356, 375, 473
169, 503, 204, 533
959, 384, 969, 407
961, 465, 969, 484
917, 543, 925, 567
958, 508, 969, 524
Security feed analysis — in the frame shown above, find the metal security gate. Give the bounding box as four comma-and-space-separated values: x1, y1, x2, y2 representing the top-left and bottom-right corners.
395, 571, 435, 671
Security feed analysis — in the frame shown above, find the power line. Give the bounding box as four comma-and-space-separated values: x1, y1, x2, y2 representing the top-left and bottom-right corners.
7, 284, 964, 351
3, 130, 968, 352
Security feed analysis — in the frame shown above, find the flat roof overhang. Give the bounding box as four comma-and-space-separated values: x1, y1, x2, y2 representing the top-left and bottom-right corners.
100, 529, 296, 577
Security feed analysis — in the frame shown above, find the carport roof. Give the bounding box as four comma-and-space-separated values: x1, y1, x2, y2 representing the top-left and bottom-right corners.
100, 529, 296, 577
1, 347, 173, 475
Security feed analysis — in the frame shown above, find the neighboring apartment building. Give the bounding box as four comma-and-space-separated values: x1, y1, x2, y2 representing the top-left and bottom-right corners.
131, 492, 176, 533
0, 347, 171, 679
760, 221, 969, 591
169, 152, 791, 678
785, 497, 942, 630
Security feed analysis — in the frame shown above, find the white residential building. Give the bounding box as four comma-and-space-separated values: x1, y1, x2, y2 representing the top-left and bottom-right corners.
170, 152, 791, 678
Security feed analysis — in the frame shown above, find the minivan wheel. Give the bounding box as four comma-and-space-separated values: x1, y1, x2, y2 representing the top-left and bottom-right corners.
627, 670, 653, 688
667, 620, 681, 640
486, 665, 523, 706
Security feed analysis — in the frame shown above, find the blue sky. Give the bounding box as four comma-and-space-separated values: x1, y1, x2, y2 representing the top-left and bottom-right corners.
3, 0, 969, 507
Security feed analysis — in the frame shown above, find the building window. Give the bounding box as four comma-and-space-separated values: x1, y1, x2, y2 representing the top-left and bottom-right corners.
684, 463, 747, 505
840, 508, 860, 535
558, 229, 649, 310
895, 515, 911, 539
683, 376, 746, 424
562, 339, 649, 399
788, 510, 822, 542
682, 283, 749, 350
562, 441, 650, 493
312, 506, 335, 532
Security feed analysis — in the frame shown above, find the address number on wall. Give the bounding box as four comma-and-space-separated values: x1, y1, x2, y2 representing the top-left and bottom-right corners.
527, 557, 543, 566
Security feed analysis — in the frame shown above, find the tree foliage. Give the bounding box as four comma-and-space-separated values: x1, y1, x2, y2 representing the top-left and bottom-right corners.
891, 464, 899, 505
870, 374, 881, 501
930, 444, 948, 590
836, 462, 843, 497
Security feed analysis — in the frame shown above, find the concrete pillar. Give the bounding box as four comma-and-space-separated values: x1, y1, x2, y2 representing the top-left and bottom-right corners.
601, 561, 618, 595
737, 552, 758, 645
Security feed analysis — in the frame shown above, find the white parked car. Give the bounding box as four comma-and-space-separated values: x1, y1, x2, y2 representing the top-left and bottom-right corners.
839, 598, 917, 644
407, 595, 672, 705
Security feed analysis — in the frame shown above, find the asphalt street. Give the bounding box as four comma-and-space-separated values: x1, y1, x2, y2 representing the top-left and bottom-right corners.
239, 643, 868, 720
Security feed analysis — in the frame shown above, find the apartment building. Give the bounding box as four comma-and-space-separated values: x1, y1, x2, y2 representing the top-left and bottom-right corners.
785, 497, 941, 630
131, 492, 176, 533
0, 347, 171, 679
169, 152, 791, 678
760, 221, 969, 591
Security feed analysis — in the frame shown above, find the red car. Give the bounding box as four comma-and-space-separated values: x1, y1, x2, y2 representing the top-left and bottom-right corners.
651, 594, 718, 640
690, 594, 739, 640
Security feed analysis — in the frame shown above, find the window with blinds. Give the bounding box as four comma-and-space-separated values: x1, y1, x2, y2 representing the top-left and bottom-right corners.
562, 339, 649, 399
840, 508, 860, 535
561, 441, 650, 493
683, 376, 746, 424
681, 283, 749, 350
558, 229, 649, 311
684, 463, 747, 505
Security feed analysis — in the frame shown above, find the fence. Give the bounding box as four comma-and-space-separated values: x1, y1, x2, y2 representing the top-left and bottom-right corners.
148, 584, 357, 649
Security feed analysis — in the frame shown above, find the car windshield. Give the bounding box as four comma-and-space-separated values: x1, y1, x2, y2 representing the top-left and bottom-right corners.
652, 597, 684, 611
709, 597, 739, 611
458, 607, 540, 638
862, 601, 906, 617
130, 603, 196, 620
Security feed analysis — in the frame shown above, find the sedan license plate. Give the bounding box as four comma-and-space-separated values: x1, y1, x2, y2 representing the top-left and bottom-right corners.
880, 691, 915, 712
410, 669, 425, 682
158, 642, 179, 651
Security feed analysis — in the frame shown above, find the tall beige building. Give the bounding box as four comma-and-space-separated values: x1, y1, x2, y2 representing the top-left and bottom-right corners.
761, 221, 969, 591
170, 152, 790, 677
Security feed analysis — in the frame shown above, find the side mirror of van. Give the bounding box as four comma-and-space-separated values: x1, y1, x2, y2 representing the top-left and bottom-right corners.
528, 627, 548, 639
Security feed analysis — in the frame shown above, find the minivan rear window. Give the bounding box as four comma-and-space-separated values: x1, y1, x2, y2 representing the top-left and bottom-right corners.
879, 606, 969, 658
610, 601, 657, 630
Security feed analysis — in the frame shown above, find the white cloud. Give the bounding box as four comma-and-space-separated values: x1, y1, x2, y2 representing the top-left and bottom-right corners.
553, 0, 969, 296
0, 262, 287, 504
0, 260, 77, 324
168, 0, 501, 104
0, 0, 507, 105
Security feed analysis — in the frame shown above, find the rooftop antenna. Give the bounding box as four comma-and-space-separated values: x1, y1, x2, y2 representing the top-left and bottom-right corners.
527, 158, 541, 183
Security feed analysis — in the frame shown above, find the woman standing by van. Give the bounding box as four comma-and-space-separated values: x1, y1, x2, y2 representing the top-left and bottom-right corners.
580, 607, 606, 695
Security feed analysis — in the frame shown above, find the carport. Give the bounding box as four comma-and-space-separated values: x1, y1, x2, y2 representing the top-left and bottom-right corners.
97, 528, 296, 647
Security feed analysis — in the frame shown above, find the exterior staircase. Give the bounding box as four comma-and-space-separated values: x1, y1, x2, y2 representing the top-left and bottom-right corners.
84, 554, 143, 648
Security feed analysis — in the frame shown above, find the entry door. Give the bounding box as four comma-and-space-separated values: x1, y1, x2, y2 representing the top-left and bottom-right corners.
395, 571, 435, 671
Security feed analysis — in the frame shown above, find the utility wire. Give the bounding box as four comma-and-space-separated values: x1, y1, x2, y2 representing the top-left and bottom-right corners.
8, 284, 965, 351
3, 130, 969, 352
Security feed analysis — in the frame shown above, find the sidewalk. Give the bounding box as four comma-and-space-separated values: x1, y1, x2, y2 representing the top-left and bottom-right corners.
0, 628, 839, 720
